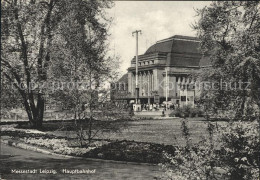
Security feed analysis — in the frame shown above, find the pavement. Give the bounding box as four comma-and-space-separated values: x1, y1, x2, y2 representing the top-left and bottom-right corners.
134, 110, 176, 119
0, 143, 163, 180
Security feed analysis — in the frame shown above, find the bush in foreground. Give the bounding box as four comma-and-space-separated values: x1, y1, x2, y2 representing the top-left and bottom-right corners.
161, 120, 260, 180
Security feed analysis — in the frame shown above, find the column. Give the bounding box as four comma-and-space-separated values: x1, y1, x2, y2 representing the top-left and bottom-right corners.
165, 68, 168, 103
148, 71, 150, 93
132, 73, 136, 96
153, 69, 158, 92
182, 77, 187, 106
139, 72, 142, 97
148, 71, 151, 104
168, 73, 176, 98
144, 72, 148, 96
142, 72, 145, 96
128, 72, 132, 95
151, 72, 154, 92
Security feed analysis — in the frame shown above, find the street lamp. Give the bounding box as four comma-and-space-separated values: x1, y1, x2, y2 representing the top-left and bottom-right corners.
132, 30, 142, 104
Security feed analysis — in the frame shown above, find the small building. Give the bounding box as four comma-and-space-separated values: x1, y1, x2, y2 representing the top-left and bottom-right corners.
111, 35, 211, 107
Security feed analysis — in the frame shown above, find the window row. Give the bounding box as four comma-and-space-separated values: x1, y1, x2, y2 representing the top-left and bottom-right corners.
138, 60, 154, 66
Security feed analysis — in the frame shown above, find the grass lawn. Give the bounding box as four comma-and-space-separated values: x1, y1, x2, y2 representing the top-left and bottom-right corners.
44, 118, 225, 146
97, 118, 221, 146
1, 118, 229, 164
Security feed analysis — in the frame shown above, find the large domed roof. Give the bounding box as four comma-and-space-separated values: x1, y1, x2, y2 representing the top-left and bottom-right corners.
140, 35, 212, 67
145, 35, 201, 55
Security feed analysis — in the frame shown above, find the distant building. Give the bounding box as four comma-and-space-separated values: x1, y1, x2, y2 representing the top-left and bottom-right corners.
110, 74, 129, 105
111, 35, 211, 107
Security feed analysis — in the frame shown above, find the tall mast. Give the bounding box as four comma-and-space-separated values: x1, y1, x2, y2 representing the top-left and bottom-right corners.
132, 30, 142, 104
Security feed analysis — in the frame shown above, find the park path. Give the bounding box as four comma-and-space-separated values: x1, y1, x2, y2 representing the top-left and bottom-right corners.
0, 143, 162, 180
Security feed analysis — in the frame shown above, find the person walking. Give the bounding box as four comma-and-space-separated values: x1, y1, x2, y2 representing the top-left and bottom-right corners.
162, 109, 165, 117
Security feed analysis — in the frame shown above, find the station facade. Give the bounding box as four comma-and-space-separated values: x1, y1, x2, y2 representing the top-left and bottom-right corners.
111, 35, 211, 107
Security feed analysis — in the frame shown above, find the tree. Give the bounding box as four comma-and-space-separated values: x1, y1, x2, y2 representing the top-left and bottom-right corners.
161, 2, 260, 180
0, 75, 22, 119
193, 1, 260, 120
47, 0, 128, 145
1, 0, 113, 128
1, 0, 56, 128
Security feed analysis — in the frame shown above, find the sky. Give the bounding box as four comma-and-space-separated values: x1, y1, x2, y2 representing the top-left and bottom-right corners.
107, 1, 212, 76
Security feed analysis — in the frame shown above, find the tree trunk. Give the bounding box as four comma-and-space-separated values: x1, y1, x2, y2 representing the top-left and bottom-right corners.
24, 93, 45, 129
88, 114, 92, 144
34, 94, 45, 129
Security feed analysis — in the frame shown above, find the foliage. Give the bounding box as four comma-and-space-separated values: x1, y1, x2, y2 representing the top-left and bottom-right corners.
1, 0, 55, 127
68, 115, 130, 147
161, 120, 260, 180
167, 4, 260, 178
21, 137, 109, 156
3, 125, 178, 164
1, 0, 114, 128
0, 76, 22, 111
169, 105, 204, 118
43, 0, 124, 145
219, 121, 260, 180
193, 1, 260, 119
87, 140, 176, 164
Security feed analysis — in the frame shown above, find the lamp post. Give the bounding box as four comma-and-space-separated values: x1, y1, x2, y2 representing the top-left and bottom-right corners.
165, 67, 168, 109
132, 30, 142, 105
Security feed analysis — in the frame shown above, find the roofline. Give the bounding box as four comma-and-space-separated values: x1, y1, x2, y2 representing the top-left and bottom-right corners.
127, 64, 201, 71
156, 37, 200, 44
200, 65, 213, 68
132, 51, 202, 62
172, 38, 200, 43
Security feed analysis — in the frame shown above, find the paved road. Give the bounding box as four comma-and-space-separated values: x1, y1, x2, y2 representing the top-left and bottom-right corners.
0, 143, 162, 180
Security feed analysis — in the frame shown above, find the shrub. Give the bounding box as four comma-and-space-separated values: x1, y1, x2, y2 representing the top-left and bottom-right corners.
191, 107, 204, 117
183, 105, 192, 117
161, 120, 260, 180
169, 106, 204, 118
169, 107, 182, 117
219, 121, 259, 180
